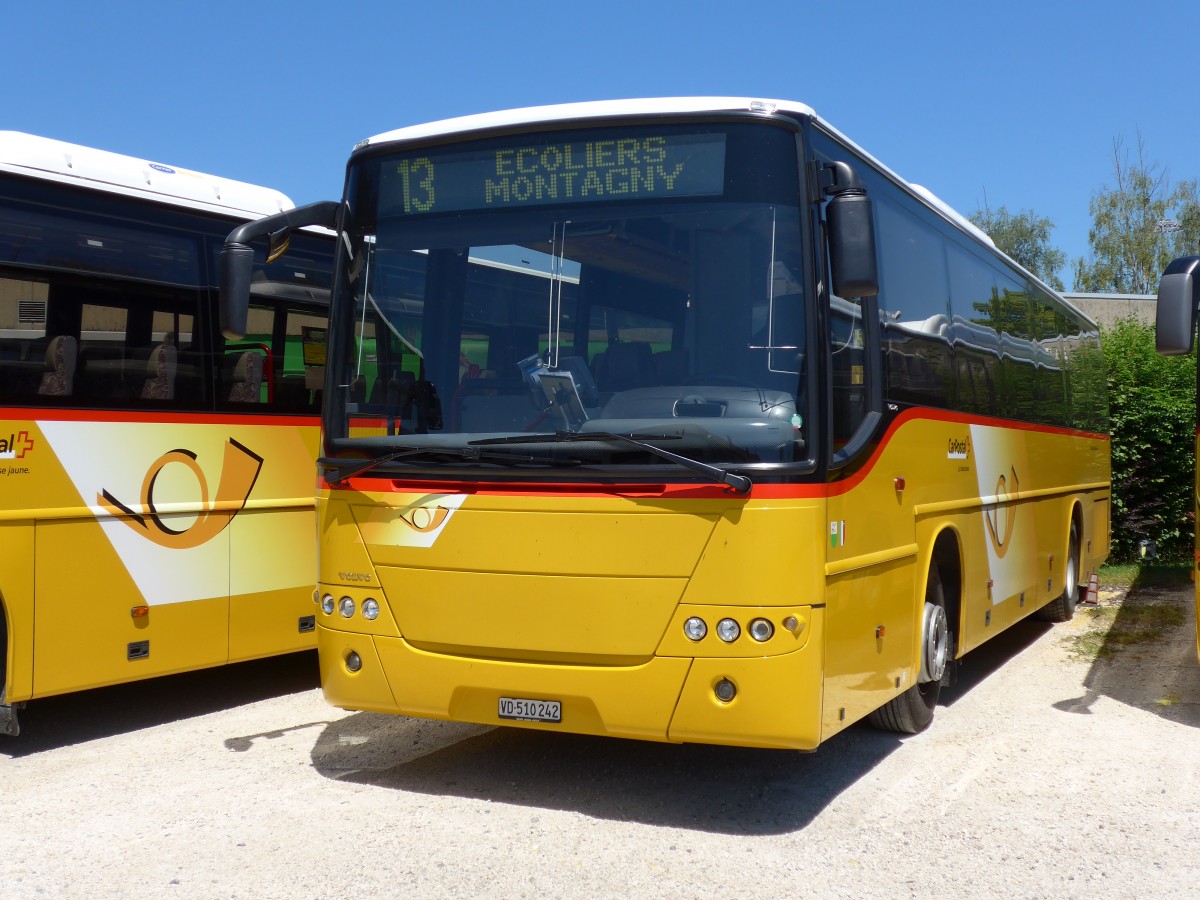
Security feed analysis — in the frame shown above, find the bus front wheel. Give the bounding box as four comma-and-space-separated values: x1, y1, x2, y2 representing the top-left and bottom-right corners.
868, 566, 948, 735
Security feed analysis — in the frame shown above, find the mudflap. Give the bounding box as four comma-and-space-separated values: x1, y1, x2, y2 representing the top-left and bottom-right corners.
940, 658, 960, 688
0, 698, 22, 737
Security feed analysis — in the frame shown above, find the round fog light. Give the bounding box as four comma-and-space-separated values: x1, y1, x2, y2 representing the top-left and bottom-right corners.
339, 596, 355, 618
321, 594, 335, 615
362, 598, 380, 621
683, 616, 707, 641
345, 651, 362, 673
748, 618, 774, 642
714, 678, 737, 702
716, 618, 740, 643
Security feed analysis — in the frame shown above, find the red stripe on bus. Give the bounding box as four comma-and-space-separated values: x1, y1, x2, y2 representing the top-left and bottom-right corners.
323, 408, 1109, 500
0, 407, 320, 427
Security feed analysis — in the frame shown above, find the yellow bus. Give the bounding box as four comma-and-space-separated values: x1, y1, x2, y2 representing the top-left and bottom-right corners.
221, 98, 1111, 749
1153, 255, 1200, 662
0, 132, 333, 736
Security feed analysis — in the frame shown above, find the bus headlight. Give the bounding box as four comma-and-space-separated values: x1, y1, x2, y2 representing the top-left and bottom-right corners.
716, 618, 740, 643
339, 597, 355, 618
683, 617, 708, 641
321, 594, 336, 616
362, 598, 380, 621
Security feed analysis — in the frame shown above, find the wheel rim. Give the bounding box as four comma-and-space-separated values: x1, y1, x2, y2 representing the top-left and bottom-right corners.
919, 601, 949, 684
1065, 524, 1079, 599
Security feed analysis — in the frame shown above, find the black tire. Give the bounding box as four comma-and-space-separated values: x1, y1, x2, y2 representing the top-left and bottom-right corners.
1037, 519, 1080, 623
868, 566, 948, 734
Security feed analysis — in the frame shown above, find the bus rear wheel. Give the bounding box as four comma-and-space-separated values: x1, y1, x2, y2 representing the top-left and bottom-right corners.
868, 566, 948, 735
1037, 519, 1080, 623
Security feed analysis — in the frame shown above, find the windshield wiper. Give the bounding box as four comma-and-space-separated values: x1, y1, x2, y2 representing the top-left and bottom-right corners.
319, 446, 575, 485
471, 431, 752, 494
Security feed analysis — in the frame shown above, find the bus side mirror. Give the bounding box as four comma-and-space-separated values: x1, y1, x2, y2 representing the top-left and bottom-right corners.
219, 243, 256, 341
219, 200, 341, 340
823, 161, 879, 299
1156, 256, 1200, 355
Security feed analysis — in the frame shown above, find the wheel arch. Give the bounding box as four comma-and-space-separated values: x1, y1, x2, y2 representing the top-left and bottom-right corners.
0, 591, 7, 698
1068, 498, 1085, 594
928, 526, 963, 658
1069, 499, 1084, 551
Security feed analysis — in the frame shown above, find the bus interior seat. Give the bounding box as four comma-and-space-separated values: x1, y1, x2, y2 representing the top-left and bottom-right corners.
593, 341, 653, 392
369, 370, 414, 408
227, 351, 263, 403
141, 341, 178, 400
38, 334, 77, 396
653, 348, 688, 385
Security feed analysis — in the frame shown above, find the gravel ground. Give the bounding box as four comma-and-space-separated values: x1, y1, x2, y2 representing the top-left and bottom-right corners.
2, 584, 1198, 899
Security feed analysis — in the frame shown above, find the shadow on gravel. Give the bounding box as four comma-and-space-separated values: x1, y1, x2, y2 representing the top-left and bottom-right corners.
1, 651, 319, 758
307, 621, 1047, 835
939, 617, 1054, 707
1054, 581, 1200, 728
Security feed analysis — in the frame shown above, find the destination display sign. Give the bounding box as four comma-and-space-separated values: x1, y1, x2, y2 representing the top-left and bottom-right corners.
379, 132, 726, 216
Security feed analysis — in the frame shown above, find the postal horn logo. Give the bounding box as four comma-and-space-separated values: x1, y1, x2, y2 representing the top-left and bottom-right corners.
984, 467, 1020, 558
98, 439, 263, 549
398, 506, 451, 533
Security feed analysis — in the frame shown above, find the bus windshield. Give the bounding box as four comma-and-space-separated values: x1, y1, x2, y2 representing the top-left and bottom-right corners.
327, 122, 809, 474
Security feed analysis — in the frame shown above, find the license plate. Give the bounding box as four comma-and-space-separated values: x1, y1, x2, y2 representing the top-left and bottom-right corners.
498, 696, 561, 723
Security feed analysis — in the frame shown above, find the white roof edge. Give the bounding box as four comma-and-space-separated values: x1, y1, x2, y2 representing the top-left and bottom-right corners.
0, 131, 295, 218
363, 97, 815, 147
909, 184, 995, 249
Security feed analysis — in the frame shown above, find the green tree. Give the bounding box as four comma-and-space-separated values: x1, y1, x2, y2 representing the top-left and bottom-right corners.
1103, 317, 1195, 561
968, 204, 1067, 290
1075, 134, 1200, 294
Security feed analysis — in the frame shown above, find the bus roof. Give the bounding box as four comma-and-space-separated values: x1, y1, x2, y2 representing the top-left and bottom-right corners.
0, 131, 295, 218
361, 97, 817, 148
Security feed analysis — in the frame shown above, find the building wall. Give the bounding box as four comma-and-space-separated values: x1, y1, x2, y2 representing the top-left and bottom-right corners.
1063, 293, 1156, 330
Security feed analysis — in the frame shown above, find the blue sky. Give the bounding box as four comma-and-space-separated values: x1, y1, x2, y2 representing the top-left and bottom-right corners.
8, 0, 1198, 290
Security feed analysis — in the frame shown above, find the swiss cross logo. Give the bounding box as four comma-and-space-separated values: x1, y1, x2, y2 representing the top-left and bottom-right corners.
0, 431, 34, 459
